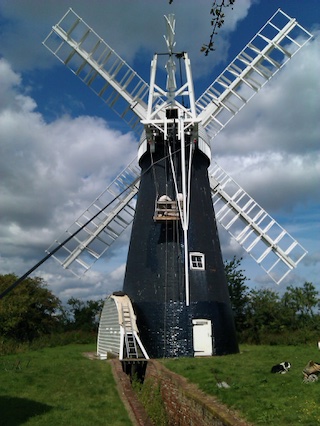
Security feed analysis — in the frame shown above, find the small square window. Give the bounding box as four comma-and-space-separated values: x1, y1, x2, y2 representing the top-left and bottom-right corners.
190, 252, 205, 270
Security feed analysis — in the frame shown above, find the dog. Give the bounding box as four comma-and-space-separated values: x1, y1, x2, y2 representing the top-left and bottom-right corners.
271, 362, 291, 374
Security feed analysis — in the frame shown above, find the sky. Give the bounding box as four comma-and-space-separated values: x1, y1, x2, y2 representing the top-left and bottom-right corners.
0, 0, 319, 303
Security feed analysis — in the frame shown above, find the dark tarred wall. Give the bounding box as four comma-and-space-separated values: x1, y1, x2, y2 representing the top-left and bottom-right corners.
123, 133, 238, 357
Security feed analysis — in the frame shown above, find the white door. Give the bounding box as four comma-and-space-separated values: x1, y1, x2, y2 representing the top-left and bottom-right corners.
192, 319, 213, 356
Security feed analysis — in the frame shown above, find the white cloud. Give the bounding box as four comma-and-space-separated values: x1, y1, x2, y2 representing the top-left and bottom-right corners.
0, 58, 136, 299
0, 0, 255, 74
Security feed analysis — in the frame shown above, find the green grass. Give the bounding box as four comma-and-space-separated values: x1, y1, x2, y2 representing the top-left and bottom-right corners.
0, 344, 132, 425
2, 343, 319, 425
132, 377, 168, 425
163, 344, 320, 425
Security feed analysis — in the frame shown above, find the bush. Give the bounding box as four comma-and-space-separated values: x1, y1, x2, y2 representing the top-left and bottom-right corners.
238, 327, 320, 346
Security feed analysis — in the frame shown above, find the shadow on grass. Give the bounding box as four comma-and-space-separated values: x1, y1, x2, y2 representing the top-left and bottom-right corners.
0, 396, 52, 425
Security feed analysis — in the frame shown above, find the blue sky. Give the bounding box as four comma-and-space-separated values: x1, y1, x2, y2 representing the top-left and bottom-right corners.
0, 0, 319, 302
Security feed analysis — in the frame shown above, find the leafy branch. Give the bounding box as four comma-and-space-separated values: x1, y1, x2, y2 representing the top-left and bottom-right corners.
201, 0, 236, 55
168, 0, 236, 55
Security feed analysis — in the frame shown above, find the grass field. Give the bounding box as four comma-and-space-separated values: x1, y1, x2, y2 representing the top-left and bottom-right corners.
0, 344, 131, 426
1, 343, 320, 425
163, 344, 320, 425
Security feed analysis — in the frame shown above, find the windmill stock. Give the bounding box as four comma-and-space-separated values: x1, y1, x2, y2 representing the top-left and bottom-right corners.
43, 8, 311, 357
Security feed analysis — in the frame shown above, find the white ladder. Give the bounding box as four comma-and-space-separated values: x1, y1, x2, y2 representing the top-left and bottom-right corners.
122, 304, 139, 359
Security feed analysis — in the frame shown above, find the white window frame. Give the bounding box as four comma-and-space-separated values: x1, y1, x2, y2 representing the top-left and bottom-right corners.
189, 252, 205, 270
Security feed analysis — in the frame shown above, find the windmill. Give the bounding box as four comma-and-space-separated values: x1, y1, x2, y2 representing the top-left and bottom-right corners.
43, 8, 311, 358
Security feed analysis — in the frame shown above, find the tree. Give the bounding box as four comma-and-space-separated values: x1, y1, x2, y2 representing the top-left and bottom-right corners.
282, 282, 319, 327
0, 274, 62, 341
224, 256, 249, 332
247, 288, 282, 328
66, 297, 104, 332
245, 288, 283, 343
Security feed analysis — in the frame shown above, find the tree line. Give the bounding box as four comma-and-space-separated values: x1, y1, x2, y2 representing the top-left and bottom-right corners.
226, 257, 320, 344
0, 261, 319, 347
0, 274, 103, 343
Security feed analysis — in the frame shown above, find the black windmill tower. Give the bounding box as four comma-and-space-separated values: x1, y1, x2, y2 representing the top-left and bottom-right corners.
44, 9, 310, 357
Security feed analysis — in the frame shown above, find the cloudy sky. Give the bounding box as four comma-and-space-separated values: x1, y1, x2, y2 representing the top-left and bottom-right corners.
0, 0, 319, 303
